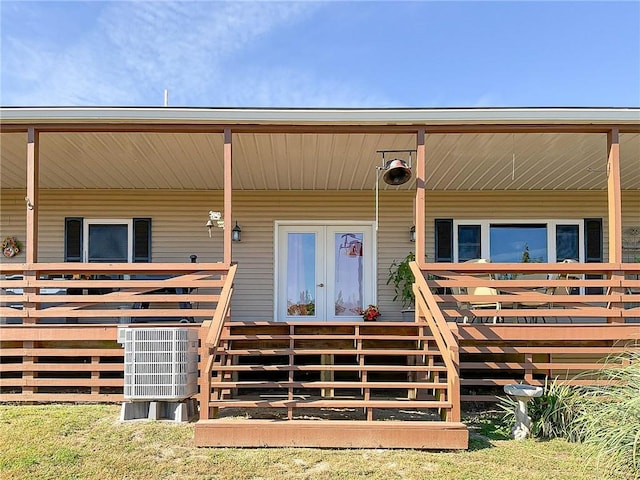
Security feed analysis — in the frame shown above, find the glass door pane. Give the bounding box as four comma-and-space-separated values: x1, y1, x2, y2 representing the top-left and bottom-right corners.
285, 232, 318, 317
333, 232, 364, 317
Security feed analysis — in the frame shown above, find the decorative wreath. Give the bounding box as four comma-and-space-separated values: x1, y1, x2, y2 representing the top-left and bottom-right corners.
1, 236, 22, 258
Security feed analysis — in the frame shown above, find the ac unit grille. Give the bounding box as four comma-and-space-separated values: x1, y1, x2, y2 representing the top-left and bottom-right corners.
118, 327, 198, 401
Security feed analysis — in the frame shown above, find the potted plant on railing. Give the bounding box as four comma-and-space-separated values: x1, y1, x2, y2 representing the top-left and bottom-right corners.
387, 252, 416, 320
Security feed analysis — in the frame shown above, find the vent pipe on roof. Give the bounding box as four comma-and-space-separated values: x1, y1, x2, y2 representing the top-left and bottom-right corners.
164, 89, 169, 107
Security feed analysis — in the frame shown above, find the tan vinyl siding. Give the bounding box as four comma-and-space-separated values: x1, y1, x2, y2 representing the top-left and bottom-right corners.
2, 189, 639, 320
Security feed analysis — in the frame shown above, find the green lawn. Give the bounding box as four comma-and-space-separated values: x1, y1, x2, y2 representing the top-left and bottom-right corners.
0, 404, 611, 480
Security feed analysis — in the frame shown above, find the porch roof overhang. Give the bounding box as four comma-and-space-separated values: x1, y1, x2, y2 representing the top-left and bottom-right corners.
1, 106, 639, 191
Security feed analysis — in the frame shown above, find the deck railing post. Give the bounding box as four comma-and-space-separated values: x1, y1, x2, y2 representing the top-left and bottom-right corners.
608, 269, 625, 324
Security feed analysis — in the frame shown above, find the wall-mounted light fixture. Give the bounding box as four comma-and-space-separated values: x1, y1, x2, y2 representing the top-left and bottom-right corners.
232, 221, 242, 242
409, 225, 416, 242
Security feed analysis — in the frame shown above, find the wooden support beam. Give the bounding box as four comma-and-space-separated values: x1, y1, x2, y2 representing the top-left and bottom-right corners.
223, 128, 232, 266
25, 128, 40, 324
26, 128, 39, 264
607, 129, 623, 323
415, 129, 426, 265
607, 129, 622, 262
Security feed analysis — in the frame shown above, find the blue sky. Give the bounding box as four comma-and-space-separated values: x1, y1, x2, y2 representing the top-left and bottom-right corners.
1, 1, 639, 107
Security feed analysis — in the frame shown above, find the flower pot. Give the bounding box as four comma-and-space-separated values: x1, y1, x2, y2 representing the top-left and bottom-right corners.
401, 309, 415, 321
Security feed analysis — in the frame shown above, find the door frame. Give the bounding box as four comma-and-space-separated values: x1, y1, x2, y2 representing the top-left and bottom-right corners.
274, 220, 377, 321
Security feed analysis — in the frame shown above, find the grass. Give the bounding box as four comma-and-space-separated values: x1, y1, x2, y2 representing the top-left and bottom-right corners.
0, 404, 614, 480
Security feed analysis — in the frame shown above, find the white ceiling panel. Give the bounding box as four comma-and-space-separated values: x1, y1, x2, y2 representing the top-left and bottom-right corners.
1, 131, 638, 191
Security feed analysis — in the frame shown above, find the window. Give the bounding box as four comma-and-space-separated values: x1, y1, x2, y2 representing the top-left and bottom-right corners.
452, 220, 584, 263
490, 224, 548, 263
458, 225, 482, 262
65, 217, 151, 262
86, 221, 131, 262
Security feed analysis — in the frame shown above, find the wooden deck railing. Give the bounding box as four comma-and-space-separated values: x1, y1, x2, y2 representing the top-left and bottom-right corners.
455, 323, 640, 401
413, 262, 640, 402
410, 261, 461, 422
1, 262, 231, 324
0, 262, 232, 403
419, 262, 640, 324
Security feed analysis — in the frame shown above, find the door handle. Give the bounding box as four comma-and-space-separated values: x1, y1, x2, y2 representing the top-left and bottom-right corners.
317, 283, 324, 287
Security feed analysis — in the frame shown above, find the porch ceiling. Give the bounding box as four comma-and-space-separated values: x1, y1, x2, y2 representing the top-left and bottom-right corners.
1, 131, 638, 191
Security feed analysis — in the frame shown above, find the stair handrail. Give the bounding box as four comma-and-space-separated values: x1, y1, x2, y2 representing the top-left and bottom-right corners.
200, 263, 237, 420
410, 261, 461, 422
204, 263, 237, 347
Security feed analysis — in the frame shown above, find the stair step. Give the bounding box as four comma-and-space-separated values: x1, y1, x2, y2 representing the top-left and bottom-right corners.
223, 334, 435, 340
208, 399, 452, 409
224, 348, 443, 356
195, 419, 468, 449
209, 381, 448, 389
212, 364, 448, 372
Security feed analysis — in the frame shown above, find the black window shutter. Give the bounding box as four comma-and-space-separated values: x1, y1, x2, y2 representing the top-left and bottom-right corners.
435, 219, 453, 262
64, 217, 83, 262
133, 218, 152, 263
584, 218, 603, 294
584, 218, 603, 263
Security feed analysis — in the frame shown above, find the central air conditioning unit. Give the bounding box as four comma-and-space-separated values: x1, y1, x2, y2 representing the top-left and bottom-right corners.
118, 327, 198, 402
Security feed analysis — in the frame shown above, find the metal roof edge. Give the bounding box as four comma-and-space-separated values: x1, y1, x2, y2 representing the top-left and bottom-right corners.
1, 106, 639, 125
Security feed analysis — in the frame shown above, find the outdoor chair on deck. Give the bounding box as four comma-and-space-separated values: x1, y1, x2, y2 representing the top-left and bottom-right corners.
517, 260, 578, 323
517, 273, 558, 323
454, 259, 502, 323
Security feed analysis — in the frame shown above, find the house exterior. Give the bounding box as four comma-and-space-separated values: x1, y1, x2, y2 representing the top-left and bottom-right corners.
1, 106, 639, 448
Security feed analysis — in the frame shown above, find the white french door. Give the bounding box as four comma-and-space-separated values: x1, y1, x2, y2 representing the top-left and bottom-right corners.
276, 222, 376, 321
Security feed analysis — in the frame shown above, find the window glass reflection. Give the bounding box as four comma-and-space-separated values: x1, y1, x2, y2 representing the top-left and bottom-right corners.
490, 224, 547, 263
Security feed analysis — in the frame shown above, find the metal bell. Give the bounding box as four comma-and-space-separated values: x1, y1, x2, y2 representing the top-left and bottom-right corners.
382, 159, 412, 185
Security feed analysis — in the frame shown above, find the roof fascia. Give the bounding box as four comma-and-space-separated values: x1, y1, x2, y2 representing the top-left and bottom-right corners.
1, 107, 639, 126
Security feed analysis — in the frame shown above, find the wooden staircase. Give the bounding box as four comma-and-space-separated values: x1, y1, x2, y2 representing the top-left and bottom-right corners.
196, 307, 468, 449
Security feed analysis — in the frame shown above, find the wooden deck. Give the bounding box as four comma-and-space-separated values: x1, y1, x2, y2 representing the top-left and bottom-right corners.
2, 261, 639, 449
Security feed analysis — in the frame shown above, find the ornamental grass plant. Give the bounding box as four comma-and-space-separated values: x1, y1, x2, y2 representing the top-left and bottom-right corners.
498, 350, 640, 480
569, 351, 640, 479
